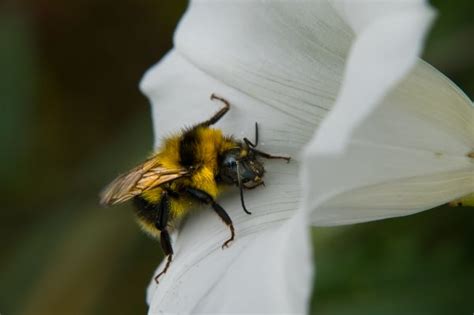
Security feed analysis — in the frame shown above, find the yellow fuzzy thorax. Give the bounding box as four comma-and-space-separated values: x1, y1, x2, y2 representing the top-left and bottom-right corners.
139, 127, 239, 228
156, 127, 237, 169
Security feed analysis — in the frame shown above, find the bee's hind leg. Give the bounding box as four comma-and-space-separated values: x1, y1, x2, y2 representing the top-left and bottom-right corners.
154, 230, 173, 283
153, 192, 174, 283
184, 187, 235, 249
199, 94, 231, 127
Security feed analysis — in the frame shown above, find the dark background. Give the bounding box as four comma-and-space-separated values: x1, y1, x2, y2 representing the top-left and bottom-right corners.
0, 1, 472, 314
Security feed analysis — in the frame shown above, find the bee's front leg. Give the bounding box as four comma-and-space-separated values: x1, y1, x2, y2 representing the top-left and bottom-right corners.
184, 187, 235, 249
252, 148, 291, 163
243, 180, 265, 190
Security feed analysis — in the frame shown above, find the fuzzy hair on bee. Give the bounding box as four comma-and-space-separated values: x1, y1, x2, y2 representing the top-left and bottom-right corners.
100, 94, 290, 283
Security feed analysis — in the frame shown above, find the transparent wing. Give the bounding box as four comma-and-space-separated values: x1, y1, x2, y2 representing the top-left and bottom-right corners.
100, 156, 189, 206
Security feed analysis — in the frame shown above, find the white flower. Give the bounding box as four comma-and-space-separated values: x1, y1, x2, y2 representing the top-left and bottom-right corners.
139, 0, 474, 313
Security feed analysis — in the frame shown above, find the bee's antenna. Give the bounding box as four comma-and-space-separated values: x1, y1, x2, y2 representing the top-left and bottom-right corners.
236, 161, 252, 215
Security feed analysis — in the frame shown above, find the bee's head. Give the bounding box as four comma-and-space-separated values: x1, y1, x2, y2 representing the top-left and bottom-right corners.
218, 147, 265, 187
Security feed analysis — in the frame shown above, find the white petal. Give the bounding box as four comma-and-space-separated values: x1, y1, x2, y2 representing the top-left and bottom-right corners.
330, 0, 429, 35
302, 0, 473, 225
305, 60, 474, 225
174, 0, 352, 127
310, 1, 435, 153
141, 52, 312, 314
139, 0, 474, 312
192, 212, 312, 313
142, 2, 357, 309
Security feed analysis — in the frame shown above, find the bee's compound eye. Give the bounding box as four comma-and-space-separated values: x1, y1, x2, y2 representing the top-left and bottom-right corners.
223, 156, 237, 167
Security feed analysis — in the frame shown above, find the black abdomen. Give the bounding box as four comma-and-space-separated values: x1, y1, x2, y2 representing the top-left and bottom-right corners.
133, 194, 170, 231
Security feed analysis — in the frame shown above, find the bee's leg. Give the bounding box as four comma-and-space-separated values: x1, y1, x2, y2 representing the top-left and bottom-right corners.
243, 180, 265, 190
199, 94, 231, 127
154, 229, 173, 283
252, 148, 291, 163
184, 187, 235, 249
154, 192, 174, 283
242, 123, 290, 162
212, 203, 235, 249
244, 122, 259, 148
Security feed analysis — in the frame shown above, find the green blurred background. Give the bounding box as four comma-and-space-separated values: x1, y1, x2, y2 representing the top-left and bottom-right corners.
0, 1, 472, 314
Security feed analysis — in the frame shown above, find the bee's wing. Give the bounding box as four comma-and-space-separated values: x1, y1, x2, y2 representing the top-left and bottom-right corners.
100, 157, 189, 206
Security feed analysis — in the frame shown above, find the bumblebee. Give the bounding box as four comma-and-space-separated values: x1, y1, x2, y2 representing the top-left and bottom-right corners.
100, 94, 290, 282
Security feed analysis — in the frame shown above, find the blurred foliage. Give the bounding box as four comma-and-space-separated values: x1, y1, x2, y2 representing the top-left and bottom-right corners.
0, 0, 186, 314
0, 0, 472, 314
